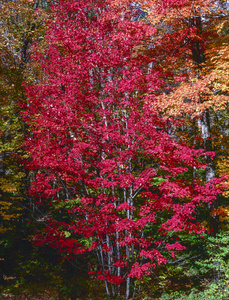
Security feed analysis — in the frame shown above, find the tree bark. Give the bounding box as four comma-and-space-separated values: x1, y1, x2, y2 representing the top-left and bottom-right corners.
190, 15, 219, 236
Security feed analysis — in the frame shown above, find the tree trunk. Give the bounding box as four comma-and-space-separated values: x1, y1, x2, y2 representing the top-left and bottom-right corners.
190, 15, 219, 236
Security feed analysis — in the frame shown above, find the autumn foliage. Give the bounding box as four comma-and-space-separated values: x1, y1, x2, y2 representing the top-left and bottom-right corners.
21, 0, 227, 297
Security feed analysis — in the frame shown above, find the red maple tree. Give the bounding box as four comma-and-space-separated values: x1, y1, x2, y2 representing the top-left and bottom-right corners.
24, 0, 224, 297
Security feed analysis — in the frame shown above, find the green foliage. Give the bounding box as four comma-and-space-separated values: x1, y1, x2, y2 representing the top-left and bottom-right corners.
159, 230, 229, 300
196, 230, 229, 299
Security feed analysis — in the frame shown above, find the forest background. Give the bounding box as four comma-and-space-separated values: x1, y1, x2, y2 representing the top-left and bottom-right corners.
0, 0, 229, 299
